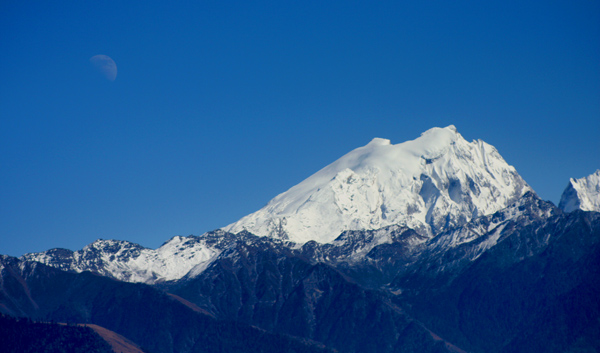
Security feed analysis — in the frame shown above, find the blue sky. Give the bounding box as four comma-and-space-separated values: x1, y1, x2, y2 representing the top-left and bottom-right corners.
1, 1, 599, 256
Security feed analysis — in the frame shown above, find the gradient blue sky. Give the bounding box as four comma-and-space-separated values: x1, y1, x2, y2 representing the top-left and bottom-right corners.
1, 1, 599, 256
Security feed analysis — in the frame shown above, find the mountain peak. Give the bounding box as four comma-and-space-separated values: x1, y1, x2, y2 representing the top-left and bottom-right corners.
420, 124, 458, 136
559, 170, 600, 212
367, 137, 391, 146
224, 126, 532, 243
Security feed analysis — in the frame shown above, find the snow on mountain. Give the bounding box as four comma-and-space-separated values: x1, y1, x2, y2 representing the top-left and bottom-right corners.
420, 192, 556, 268
21, 235, 224, 284
21, 125, 538, 283
224, 125, 532, 243
558, 170, 600, 213
301, 192, 556, 281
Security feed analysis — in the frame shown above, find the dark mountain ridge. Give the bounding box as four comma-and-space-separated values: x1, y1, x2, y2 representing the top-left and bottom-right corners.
0, 313, 114, 353
3, 191, 599, 352
0, 255, 337, 353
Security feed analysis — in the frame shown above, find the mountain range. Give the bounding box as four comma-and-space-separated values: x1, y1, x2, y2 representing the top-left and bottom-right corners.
2, 126, 599, 352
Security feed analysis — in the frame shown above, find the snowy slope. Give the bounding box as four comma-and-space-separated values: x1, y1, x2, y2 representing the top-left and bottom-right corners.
224, 125, 532, 243
558, 170, 600, 213
21, 234, 227, 284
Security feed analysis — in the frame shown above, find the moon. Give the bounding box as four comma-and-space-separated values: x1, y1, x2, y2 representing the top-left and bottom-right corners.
90, 55, 117, 81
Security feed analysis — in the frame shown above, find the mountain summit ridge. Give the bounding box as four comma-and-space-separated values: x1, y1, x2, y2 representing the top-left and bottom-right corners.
224, 125, 532, 243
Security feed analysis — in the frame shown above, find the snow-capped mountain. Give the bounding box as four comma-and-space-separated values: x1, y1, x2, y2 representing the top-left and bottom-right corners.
6, 126, 600, 353
558, 169, 600, 213
224, 125, 532, 243
22, 125, 536, 284
21, 232, 236, 284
